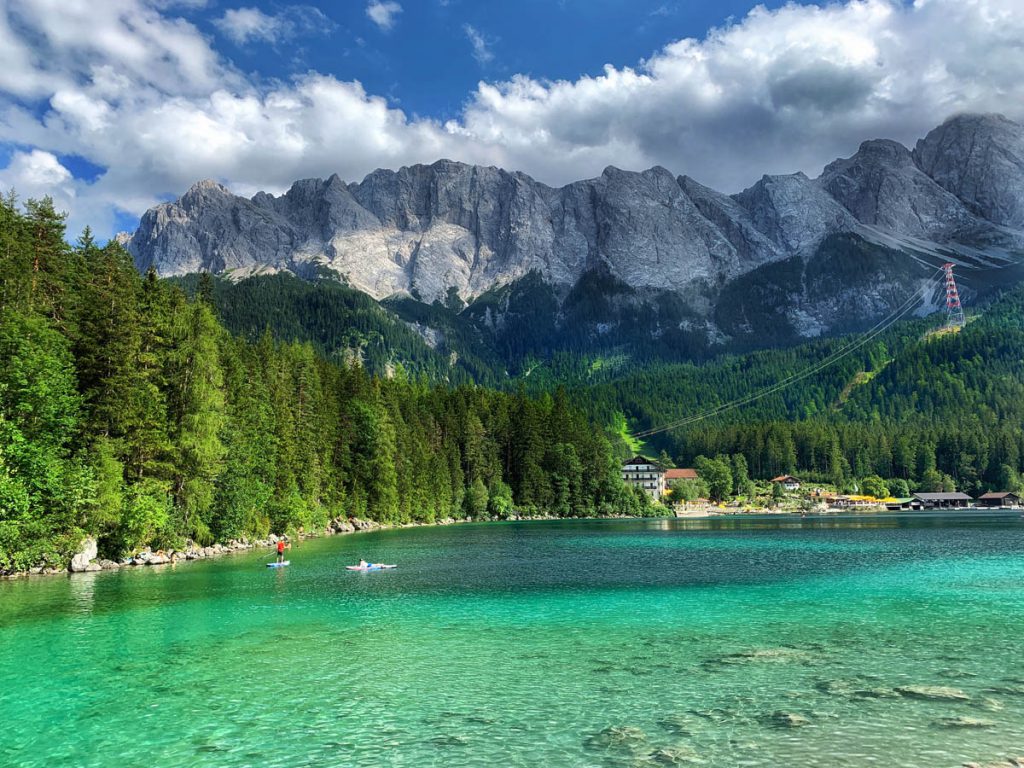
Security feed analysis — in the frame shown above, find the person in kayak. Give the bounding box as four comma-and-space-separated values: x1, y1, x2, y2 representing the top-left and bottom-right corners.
276, 539, 288, 563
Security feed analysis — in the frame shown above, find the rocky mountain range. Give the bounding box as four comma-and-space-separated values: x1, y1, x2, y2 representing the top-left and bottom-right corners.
124, 113, 1024, 355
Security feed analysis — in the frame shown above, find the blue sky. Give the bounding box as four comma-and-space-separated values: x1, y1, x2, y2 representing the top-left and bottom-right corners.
209, 1, 818, 122
0, 0, 1020, 239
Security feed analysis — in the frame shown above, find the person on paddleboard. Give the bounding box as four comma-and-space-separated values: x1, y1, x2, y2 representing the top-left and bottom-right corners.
276, 538, 288, 563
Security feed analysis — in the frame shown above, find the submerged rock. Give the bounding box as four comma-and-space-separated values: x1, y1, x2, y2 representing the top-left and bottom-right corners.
583, 725, 649, 753
935, 716, 995, 729
896, 685, 970, 702
985, 684, 1024, 696
687, 707, 739, 723
428, 734, 469, 747
704, 647, 814, 669
759, 711, 811, 729
815, 679, 897, 699
656, 715, 696, 736
647, 745, 702, 765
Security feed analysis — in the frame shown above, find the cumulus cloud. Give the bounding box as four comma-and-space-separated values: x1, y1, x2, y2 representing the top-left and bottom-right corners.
0, 149, 101, 236
366, 1, 402, 31
463, 24, 494, 66
215, 7, 284, 44
0, 149, 73, 190
214, 5, 333, 46
2, 0, 1024, 239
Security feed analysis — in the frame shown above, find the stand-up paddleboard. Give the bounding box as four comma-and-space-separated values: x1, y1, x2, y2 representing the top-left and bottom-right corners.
345, 564, 396, 571
267, 561, 290, 568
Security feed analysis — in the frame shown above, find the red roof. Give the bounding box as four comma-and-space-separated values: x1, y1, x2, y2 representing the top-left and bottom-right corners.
665, 468, 698, 480
771, 475, 799, 483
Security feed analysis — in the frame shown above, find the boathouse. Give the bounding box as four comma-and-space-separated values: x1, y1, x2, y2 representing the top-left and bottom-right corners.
977, 491, 1022, 508
912, 492, 973, 509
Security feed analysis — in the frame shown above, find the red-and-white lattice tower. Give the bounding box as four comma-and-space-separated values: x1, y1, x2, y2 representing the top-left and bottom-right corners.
942, 262, 965, 328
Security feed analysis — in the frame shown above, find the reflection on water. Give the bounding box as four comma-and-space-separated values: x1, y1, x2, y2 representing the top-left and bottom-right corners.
67, 572, 97, 614
2, 513, 1024, 768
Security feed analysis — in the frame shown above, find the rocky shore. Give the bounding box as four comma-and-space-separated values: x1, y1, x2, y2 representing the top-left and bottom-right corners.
5, 512, 569, 578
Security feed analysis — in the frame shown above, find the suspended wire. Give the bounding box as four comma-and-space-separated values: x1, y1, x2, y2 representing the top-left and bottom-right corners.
633, 281, 935, 438
632, 269, 946, 438
633, 271, 943, 438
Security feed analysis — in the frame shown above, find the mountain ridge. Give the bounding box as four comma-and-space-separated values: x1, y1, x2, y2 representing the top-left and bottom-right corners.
124, 113, 1024, 354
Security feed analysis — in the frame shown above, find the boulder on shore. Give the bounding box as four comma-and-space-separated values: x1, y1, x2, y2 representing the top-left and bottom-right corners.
69, 537, 98, 572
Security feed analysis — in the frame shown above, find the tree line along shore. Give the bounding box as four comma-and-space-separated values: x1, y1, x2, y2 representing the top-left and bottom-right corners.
6, 193, 1024, 575
0, 196, 652, 575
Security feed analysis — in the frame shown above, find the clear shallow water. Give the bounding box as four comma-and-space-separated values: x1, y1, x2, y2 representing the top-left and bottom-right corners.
3, 514, 1024, 767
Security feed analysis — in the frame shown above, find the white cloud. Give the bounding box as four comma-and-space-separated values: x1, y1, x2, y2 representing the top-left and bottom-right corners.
0, 149, 72, 189
366, 1, 402, 31
463, 24, 494, 66
214, 6, 333, 46
0, 149, 103, 236
215, 8, 282, 44
1, 0, 1024, 240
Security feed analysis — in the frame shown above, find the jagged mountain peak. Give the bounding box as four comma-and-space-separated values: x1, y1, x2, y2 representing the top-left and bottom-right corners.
124, 113, 1024, 323
819, 135, 979, 240
732, 171, 858, 253
180, 178, 233, 204
913, 112, 1024, 228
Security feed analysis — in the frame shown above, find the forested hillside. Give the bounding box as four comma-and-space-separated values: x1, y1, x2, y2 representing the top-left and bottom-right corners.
0, 196, 642, 573
589, 289, 1024, 495
172, 273, 504, 384
187, 263, 1024, 497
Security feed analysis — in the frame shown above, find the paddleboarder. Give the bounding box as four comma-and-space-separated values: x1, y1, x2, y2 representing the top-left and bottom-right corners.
276, 538, 288, 563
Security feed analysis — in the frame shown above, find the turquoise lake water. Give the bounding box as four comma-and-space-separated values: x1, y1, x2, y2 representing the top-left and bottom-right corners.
3, 514, 1024, 767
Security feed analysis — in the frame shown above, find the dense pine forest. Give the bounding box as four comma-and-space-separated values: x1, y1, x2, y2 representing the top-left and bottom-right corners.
586, 292, 1024, 496
0, 196, 643, 573
193, 265, 1024, 498
5, 190, 1024, 572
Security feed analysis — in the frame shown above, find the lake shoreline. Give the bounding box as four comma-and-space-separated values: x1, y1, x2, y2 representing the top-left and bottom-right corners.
1, 510, 664, 579
6, 513, 1024, 767
7, 504, 1015, 579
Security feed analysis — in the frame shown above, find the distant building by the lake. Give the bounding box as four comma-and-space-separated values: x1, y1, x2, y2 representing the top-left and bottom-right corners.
977, 491, 1022, 508
622, 456, 665, 498
622, 459, 701, 499
665, 468, 699, 482
771, 474, 801, 491
912, 492, 973, 509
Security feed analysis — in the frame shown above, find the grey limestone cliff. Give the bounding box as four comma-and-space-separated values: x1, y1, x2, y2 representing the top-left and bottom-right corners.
913, 113, 1024, 229
125, 113, 1024, 331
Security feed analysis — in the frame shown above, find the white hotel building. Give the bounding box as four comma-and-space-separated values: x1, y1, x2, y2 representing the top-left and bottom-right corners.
621, 455, 666, 499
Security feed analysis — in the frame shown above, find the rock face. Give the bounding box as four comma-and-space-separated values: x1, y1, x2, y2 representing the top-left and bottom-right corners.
128, 162, 797, 304
124, 114, 1024, 341
820, 139, 981, 240
913, 114, 1024, 228
734, 172, 859, 253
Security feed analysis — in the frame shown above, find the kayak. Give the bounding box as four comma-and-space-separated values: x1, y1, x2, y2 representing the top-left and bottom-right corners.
267, 561, 290, 568
345, 564, 396, 571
